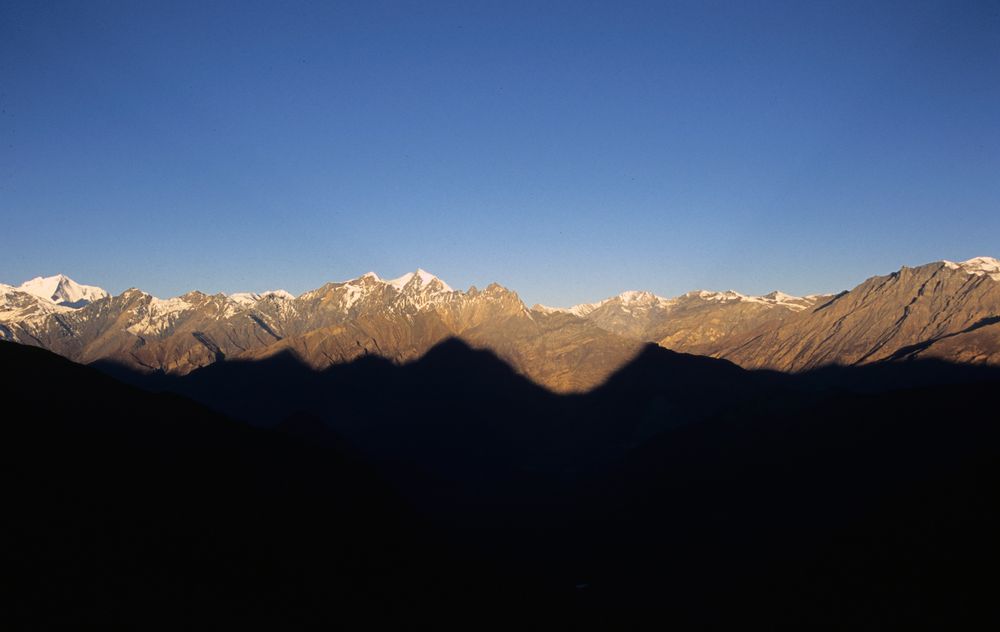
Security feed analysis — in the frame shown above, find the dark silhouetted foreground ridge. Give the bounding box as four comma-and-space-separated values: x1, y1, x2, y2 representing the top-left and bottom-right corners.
5, 339, 1000, 627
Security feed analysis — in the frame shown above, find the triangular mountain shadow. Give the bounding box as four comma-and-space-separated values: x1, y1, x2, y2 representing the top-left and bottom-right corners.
405, 337, 551, 394
92, 335, 1000, 436
599, 342, 749, 387
87, 336, 1000, 513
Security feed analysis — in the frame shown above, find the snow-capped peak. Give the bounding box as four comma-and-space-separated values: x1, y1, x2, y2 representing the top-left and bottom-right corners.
943, 256, 1000, 281
687, 288, 810, 309
228, 290, 295, 307
616, 290, 671, 306
533, 300, 606, 317
688, 289, 745, 301
17, 274, 109, 307
387, 269, 453, 292
539, 291, 671, 317
764, 290, 795, 302
1, 282, 76, 321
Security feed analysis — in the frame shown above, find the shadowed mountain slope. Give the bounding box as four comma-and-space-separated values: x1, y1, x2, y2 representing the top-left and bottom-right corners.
9, 339, 1000, 627
0, 341, 536, 628
592, 377, 1000, 626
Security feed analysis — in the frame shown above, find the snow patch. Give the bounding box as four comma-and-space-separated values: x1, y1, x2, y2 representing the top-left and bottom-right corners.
532, 304, 568, 315
689, 290, 746, 302
341, 284, 366, 310
0, 283, 73, 321
125, 296, 193, 336
943, 257, 1000, 281
567, 299, 610, 317
764, 291, 798, 303
535, 291, 672, 317
534, 302, 604, 316
149, 296, 193, 315
685, 289, 808, 309
228, 290, 294, 307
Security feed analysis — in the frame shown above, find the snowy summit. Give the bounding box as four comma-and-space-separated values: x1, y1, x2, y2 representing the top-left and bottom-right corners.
386, 269, 453, 292
17, 274, 109, 307
943, 257, 1000, 281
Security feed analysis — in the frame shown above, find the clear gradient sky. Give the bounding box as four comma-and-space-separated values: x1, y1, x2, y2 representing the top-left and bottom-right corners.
1, 1, 998, 306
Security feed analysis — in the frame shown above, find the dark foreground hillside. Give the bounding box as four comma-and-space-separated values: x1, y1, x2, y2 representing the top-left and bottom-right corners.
6, 339, 1000, 627
0, 342, 540, 628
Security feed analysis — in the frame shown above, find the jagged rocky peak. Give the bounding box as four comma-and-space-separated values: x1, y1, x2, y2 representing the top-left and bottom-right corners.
289, 268, 459, 313
334, 271, 382, 287
327, 268, 453, 293
475, 283, 525, 310
483, 282, 512, 294
387, 268, 454, 293
615, 290, 670, 306
17, 274, 109, 307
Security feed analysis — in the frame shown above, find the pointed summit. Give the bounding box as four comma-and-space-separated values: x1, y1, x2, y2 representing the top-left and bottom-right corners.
17, 274, 109, 307
764, 291, 801, 302
387, 269, 453, 292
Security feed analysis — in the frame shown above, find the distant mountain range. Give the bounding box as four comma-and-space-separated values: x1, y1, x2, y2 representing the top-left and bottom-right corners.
2, 257, 998, 389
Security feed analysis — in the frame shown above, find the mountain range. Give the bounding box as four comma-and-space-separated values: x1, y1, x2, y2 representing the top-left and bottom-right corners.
2, 256, 998, 390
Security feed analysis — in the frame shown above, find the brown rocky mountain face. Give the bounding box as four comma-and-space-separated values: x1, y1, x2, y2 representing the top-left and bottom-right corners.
536, 257, 1000, 372
537, 289, 823, 354
0, 270, 643, 392
706, 259, 1000, 370
236, 275, 644, 392
0, 285, 69, 326
6, 289, 284, 373
3, 258, 998, 389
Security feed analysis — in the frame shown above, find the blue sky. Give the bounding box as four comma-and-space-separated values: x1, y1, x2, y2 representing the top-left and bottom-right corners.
1, 0, 998, 306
